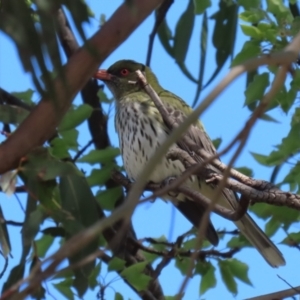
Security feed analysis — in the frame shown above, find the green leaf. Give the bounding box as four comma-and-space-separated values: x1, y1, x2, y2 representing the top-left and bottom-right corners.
96, 187, 122, 211
114, 292, 124, 300
244, 73, 269, 106
182, 237, 197, 250
174, 0, 195, 64
59, 174, 100, 296
53, 278, 74, 300
157, 19, 174, 57
259, 113, 279, 123
22, 149, 80, 180
58, 104, 93, 131
251, 152, 278, 166
22, 198, 44, 257
265, 217, 281, 237
227, 235, 250, 248
226, 259, 252, 286
60, 129, 79, 151
204, 1, 238, 87
212, 137, 222, 150
11, 89, 34, 104
35, 234, 55, 258
231, 41, 261, 66
97, 89, 112, 104
218, 260, 237, 294
0, 104, 30, 124
120, 262, 152, 291
78, 147, 120, 164
3, 195, 43, 293
2, 265, 25, 294
147, 235, 168, 252
240, 25, 264, 39
108, 257, 126, 272
50, 137, 71, 159
238, 0, 261, 9
175, 257, 193, 276
250, 203, 276, 219
266, 0, 293, 23
86, 167, 114, 187
193, 0, 211, 14
239, 10, 265, 23
281, 232, 300, 245
196, 261, 216, 295
141, 250, 159, 264
89, 262, 101, 289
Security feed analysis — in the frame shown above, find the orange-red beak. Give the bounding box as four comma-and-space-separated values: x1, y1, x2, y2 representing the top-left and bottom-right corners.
93, 69, 112, 81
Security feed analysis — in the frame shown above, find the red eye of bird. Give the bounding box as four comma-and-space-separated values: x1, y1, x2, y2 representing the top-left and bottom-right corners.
120, 68, 130, 76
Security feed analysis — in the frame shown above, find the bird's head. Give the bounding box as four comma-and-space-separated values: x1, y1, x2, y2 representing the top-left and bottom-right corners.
94, 60, 163, 99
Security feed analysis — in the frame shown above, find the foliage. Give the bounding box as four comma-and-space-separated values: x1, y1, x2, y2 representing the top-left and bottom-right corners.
0, 0, 300, 299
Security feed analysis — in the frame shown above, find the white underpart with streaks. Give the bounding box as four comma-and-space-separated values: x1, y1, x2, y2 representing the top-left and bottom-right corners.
115, 97, 187, 183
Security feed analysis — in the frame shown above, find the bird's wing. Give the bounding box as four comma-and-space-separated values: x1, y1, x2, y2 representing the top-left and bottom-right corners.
159, 91, 239, 211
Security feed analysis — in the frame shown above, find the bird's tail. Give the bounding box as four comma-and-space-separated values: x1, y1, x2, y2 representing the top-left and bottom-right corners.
235, 214, 285, 267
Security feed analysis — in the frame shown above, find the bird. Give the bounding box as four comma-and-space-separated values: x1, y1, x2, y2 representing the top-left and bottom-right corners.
94, 59, 285, 267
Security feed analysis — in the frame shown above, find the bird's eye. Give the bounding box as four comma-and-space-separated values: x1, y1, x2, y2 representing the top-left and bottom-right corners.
120, 69, 130, 76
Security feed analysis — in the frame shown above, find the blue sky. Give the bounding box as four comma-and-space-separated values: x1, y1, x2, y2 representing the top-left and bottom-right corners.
0, 1, 298, 299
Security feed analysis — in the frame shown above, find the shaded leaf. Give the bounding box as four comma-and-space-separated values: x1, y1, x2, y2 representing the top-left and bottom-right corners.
174, 0, 194, 63
108, 257, 126, 272
58, 104, 93, 131
218, 260, 237, 294
157, 19, 174, 57
59, 174, 99, 296
193, 0, 211, 15
53, 278, 74, 300
11, 89, 34, 104
225, 259, 252, 286
231, 41, 261, 66
96, 187, 123, 211
60, 129, 79, 151
196, 261, 216, 295
0, 104, 29, 124
265, 217, 281, 237
204, 1, 238, 87
120, 261, 152, 291
240, 24, 264, 39
281, 232, 300, 245
227, 235, 251, 248
174, 0, 197, 83
244, 73, 269, 106
35, 235, 55, 258
115, 292, 124, 300
175, 257, 193, 276
87, 167, 114, 187
78, 147, 120, 164
89, 262, 101, 289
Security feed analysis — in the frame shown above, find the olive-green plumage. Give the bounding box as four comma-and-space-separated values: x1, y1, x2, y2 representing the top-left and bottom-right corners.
96, 60, 285, 267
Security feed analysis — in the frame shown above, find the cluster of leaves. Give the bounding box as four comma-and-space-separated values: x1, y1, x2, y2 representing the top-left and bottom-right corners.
158, 0, 238, 106
0, 88, 124, 298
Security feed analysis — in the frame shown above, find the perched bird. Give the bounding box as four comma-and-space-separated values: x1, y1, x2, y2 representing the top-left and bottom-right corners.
94, 60, 285, 267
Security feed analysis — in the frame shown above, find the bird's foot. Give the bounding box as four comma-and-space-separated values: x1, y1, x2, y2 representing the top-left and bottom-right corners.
162, 176, 179, 197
